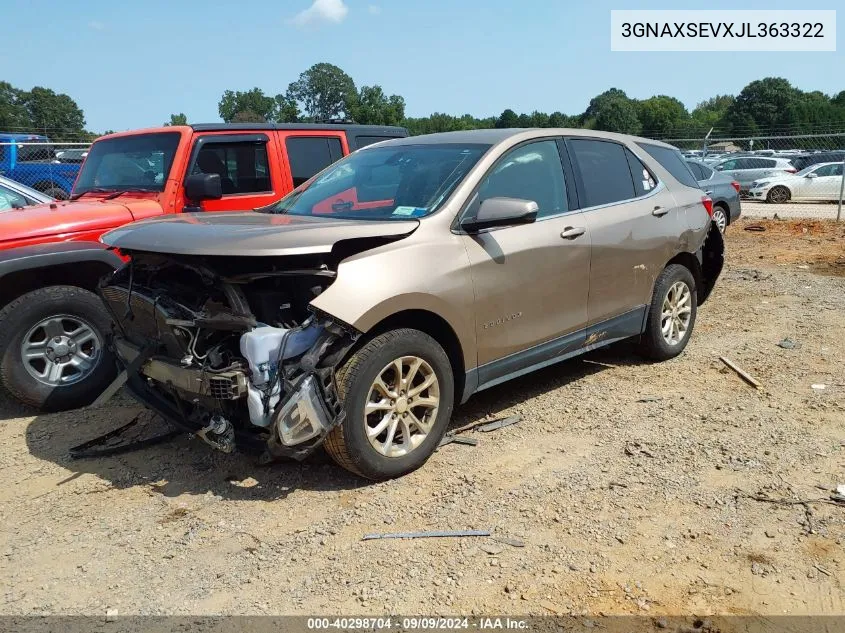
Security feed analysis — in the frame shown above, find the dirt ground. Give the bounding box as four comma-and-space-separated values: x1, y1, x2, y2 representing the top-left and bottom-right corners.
1, 218, 844, 618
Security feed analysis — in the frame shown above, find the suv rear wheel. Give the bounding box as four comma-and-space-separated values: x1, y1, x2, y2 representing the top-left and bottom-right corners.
638, 264, 698, 361
324, 328, 454, 480
0, 286, 116, 411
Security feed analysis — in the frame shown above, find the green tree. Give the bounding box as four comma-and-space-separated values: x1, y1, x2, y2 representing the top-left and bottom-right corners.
350, 85, 405, 125
581, 88, 641, 134
218, 88, 277, 123
231, 109, 267, 123
164, 112, 188, 126
286, 63, 357, 121
20, 86, 86, 140
495, 109, 519, 128
0, 81, 29, 130
688, 94, 735, 133
274, 94, 300, 123
637, 95, 688, 136
724, 77, 800, 133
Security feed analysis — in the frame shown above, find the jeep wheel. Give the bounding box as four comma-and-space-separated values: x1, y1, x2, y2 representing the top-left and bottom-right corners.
323, 328, 454, 480
637, 264, 698, 362
0, 286, 116, 411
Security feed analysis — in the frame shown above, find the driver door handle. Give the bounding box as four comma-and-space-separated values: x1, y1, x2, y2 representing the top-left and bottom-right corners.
560, 226, 586, 240
652, 206, 669, 217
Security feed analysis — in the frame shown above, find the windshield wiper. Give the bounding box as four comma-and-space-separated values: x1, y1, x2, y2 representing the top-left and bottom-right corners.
69, 187, 112, 200
103, 188, 157, 200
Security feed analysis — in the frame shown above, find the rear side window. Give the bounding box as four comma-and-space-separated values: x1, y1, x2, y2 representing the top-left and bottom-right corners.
568, 139, 635, 207
626, 149, 657, 197
354, 135, 401, 149
638, 143, 699, 188
286, 137, 344, 187
698, 163, 713, 179
686, 162, 705, 180
192, 141, 271, 195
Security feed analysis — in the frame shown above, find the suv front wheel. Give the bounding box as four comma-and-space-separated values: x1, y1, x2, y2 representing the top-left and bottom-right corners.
0, 286, 116, 411
324, 328, 454, 480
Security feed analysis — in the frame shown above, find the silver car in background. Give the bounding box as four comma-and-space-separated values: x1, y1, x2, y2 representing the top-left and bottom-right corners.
712, 156, 797, 194
0, 175, 54, 210
748, 162, 845, 203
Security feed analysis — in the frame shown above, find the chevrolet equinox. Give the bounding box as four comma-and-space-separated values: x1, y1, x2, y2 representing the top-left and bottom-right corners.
99, 129, 724, 479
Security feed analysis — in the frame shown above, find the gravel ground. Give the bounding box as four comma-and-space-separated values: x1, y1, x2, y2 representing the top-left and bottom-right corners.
1, 219, 844, 617
740, 199, 843, 220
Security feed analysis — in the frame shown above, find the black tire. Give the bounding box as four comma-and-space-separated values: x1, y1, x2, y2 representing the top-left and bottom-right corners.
323, 328, 454, 480
766, 186, 790, 204
41, 187, 69, 201
637, 264, 698, 362
0, 286, 116, 412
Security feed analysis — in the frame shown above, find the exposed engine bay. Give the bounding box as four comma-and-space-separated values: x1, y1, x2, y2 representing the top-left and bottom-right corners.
99, 250, 359, 461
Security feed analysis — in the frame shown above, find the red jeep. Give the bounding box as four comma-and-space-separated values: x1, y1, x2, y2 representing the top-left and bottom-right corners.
0, 123, 408, 411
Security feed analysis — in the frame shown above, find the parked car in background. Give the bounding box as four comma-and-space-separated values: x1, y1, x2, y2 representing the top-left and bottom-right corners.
712, 156, 796, 194
98, 128, 724, 479
748, 162, 845, 203
686, 160, 740, 233
0, 122, 408, 412
788, 151, 845, 172
0, 133, 82, 199
0, 175, 54, 210
54, 148, 89, 164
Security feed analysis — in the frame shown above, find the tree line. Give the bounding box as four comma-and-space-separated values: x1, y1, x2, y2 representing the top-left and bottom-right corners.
2, 66, 845, 142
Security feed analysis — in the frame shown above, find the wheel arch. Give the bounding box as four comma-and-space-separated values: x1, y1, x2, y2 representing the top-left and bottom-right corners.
0, 244, 122, 308
347, 309, 466, 406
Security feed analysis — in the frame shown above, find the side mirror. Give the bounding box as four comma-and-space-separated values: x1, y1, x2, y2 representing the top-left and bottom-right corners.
714, 165, 724, 171
461, 197, 538, 233
805, 172, 818, 179
184, 173, 222, 203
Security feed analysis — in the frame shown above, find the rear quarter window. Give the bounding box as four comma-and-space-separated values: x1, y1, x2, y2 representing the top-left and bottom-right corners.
638, 143, 699, 189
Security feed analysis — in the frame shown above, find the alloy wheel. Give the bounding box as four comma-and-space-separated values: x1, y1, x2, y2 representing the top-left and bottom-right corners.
21, 315, 102, 387
712, 207, 727, 233
660, 282, 692, 346
364, 356, 440, 457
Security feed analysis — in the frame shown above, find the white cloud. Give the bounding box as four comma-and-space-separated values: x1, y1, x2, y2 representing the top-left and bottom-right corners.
368, 4, 381, 14
88, 20, 106, 30
289, 0, 349, 28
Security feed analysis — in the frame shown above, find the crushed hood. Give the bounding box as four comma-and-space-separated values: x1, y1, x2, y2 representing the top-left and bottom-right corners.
0, 197, 164, 245
101, 212, 420, 256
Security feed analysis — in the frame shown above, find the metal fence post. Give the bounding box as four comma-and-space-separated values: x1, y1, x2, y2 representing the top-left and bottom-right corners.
837, 155, 845, 222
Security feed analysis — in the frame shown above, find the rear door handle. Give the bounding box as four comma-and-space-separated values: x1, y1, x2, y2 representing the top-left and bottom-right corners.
560, 226, 586, 240
651, 206, 669, 217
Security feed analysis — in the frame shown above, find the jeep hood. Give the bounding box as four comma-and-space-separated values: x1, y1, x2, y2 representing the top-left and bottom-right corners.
101, 212, 420, 256
0, 198, 163, 245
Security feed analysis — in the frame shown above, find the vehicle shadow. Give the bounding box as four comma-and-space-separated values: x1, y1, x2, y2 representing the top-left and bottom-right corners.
19, 342, 645, 501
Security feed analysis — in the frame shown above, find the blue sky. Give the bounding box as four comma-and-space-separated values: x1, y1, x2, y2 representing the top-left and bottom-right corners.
2, 0, 842, 132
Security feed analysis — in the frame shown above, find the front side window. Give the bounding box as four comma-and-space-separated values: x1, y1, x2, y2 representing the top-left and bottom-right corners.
75, 132, 180, 194
286, 137, 344, 187
192, 141, 271, 195
569, 139, 635, 206
813, 164, 842, 177
267, 143, 489, 220
477, 140, 567, 218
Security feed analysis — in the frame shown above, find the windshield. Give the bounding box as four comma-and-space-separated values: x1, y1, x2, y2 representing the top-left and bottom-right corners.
74, 132, 180, 195
795, 164, 820, 177
265, 143, 490, 220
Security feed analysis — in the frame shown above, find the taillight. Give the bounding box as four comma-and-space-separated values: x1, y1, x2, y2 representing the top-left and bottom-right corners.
784, 167, 796, 173
731, 181, 741, 193
701, 196, 713, 217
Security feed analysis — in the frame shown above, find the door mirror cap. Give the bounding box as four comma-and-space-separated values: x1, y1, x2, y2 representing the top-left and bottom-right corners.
461, 197, 539, 233
805, 172, 818, 179
184, 173, 222, 202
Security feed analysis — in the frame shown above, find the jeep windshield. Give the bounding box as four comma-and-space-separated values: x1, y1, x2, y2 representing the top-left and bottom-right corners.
265, 143, 490, 220
73, 132, 180, 196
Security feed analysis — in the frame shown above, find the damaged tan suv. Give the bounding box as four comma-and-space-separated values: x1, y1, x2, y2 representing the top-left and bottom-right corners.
99, 129, 723, 479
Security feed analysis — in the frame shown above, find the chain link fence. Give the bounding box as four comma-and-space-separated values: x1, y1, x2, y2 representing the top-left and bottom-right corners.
0, 140, 92, 200
661, 132, 845, 220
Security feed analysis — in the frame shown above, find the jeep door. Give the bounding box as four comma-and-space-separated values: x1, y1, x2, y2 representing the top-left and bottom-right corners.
459, 139, 590, 385
568, 139, 686, 334
183, 133, 285, 212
